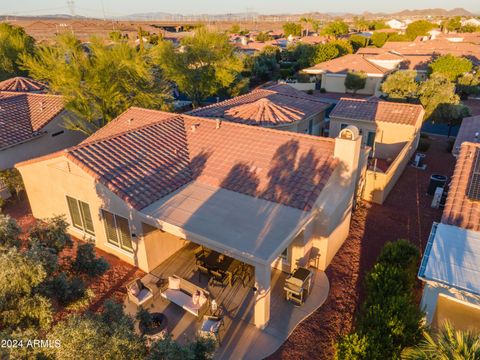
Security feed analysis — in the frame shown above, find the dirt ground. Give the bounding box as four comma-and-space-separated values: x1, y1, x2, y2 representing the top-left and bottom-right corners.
2, 197, 144, 320
270, 135, 456, 359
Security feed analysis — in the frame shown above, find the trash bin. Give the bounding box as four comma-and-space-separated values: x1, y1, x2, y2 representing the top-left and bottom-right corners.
427, 175, 447, 195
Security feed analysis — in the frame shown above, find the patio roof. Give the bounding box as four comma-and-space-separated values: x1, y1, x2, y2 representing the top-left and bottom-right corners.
419, 222, 480, 296
141, 181, 310, 265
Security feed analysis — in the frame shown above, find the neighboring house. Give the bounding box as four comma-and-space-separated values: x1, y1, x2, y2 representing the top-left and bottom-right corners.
0, 76, 47, 93
302, 54, 393, 95
462, 18, 480, 27
17, 107, 369, 328
0, 91, 87, 170
329, 98, 424, 204
419, 142, 480, 332
452, 115, 480, 156
188, 84, 331, 136
385, 19, 406, 30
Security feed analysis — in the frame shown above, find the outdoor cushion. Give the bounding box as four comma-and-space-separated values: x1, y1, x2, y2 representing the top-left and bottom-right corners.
201, 318, 222, 333
162, 289, 201, 316
137, 288, 153, 303
168, 276, 180, 290
129, 281, 140, 296
198, 292, 208, 307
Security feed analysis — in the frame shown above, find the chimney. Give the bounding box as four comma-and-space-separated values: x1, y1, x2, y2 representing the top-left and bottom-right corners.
215, 119, 221, 129
334, 125, 362, 177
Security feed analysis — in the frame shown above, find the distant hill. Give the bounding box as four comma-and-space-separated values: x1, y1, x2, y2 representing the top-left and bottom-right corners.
392, 8, 475, 17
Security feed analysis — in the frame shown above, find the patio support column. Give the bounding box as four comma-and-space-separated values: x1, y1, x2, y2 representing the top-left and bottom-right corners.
254, 264, 271, 329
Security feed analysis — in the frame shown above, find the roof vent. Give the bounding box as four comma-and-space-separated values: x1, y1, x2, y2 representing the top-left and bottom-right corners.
191, 124, 199, 132
127, 118, 134, 125
475, 132, 479, 142
215, 119, 222, 129
39, 101, 45, 111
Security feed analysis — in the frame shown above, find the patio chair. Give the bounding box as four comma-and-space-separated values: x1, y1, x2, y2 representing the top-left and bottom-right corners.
209, 270, 232, 287
194, 246, 208, 265
197, 264, 211, 283
198, 315, 225, 346
126, 278, 154, 307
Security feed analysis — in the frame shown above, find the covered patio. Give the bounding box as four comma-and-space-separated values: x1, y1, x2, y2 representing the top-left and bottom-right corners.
124, 242, 329, 359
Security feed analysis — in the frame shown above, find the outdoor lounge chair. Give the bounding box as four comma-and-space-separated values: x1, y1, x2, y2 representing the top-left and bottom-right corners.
198, 315, 224, 345
126, 278, 154, 307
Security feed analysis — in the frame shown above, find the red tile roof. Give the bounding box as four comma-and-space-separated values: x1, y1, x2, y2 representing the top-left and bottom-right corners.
453, 116, 480, 156
304, 54, 390, 75
64, 107, 337, 211
0, 93, 65, 150
188, 84, 330, 127
442, 143, 480, 231
329, 98, 424, 126
0, 77, 47, 92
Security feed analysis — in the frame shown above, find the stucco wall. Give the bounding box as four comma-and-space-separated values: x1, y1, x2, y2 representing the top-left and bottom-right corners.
17, 156, 160, 272
0, 111, 86, 170
421, 282, 480, 332
322, 73, 383, 95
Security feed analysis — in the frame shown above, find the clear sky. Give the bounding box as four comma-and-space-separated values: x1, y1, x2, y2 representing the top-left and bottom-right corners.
1, 0, 479, 17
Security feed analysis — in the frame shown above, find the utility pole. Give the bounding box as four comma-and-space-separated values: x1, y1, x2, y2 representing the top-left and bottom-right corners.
67, 0, 75, 17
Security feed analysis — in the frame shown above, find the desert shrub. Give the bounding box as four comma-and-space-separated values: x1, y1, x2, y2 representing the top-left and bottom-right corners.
335, 333, 369, 360
417, 138, 430, 152
279, 67, 294, 79
44, 273, 85, 305
73, 243, 109, 277
26, 242, 58, 276
335, 239, 423, 360
0, 214, 21, 248
320, 87, 326, 93
306, 89, 313, 95
65, 288, 95, 311
28, 216, 72, 253
148, 335, 216, 360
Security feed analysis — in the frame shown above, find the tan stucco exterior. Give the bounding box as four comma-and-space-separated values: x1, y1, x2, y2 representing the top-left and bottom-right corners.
329, 112, 423, 204
320, 73, 384, 96
0, 111, 86, 170
17, 129, 364, 328
421, 282, 480, 332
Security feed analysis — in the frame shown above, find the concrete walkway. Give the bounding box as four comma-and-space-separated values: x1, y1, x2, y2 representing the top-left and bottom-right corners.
216, 270, 330, 360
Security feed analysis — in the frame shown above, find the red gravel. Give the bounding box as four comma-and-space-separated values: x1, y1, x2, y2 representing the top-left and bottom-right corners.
2, 196, 144, 320
270, 135, 456, 360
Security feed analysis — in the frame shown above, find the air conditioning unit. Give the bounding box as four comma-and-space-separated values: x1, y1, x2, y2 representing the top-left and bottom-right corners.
431, 187, 443, 209
412, 153, 426, 170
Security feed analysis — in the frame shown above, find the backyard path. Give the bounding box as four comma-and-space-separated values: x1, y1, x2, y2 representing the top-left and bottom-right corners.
270, 135, 456, 359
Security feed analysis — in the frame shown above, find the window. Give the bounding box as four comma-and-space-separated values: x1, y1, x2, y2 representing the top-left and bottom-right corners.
367, 131, 376, 147
101, 210, 133, 252
66, 196, 95, 235
340, 123, 349, 130
279, 248, 288, 261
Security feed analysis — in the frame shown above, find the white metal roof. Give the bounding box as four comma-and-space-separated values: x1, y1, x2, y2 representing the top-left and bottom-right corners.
141, 181, 310, 264
419, 222, 480, 296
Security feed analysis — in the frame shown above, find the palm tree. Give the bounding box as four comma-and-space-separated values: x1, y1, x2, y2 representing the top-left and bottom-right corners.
402, 322, 480, 359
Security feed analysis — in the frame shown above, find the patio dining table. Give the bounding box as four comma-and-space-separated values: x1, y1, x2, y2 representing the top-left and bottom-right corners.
203, 251, 235, 273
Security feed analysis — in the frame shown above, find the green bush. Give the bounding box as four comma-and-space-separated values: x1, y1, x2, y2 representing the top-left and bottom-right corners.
28, 216, 72, 253
417, 138, 430, 152
0, 214, 21, 248
279, 68, 294, 79
335, 333, 369, 360
45, 273, 85, 305
73, 243, 109, 277
335, 239, 423, 360
26, 242, 58, 276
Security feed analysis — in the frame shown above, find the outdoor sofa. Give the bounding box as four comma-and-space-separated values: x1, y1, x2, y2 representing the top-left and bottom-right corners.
161, 275, 210, 318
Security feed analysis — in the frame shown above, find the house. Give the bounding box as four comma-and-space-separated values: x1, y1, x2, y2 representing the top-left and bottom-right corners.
302, 54, 393, 95
0, 91, 87, 170
419, 142, 480, 331
452, 115, 480, 156
188, 84, 331, 136
385, 19, 406, 30
17, 107, 369, 328
462, 18, 480, 27
329, 98, 424, 204
0, 76, 47, 93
